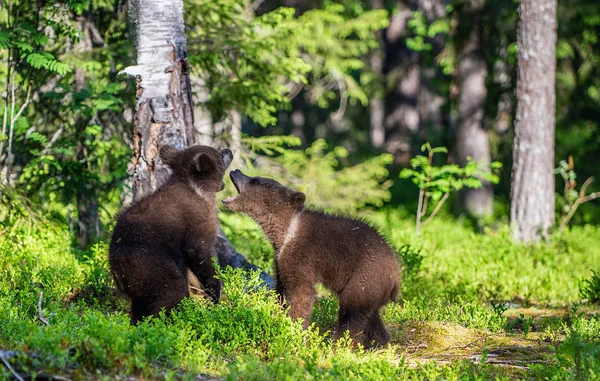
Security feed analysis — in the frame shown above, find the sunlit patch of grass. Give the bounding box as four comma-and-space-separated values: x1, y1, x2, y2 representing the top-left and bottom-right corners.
2, 203, 600, 380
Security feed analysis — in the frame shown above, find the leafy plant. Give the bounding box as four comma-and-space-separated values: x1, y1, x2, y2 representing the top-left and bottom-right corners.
555, 156, 600, 231
400, 143, 502, 235
580, 270, 600, 304
397, 244, 423, 281
186, 0, 388, 126
237, 136, 393, 213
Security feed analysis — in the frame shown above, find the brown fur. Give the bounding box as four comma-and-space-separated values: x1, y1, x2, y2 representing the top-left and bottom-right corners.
109, 145, 232, 324
223, 170, 401, 348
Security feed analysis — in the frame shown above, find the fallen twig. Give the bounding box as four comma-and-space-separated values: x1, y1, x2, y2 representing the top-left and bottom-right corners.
37, 291, 49, 326
0, 353, 25, 381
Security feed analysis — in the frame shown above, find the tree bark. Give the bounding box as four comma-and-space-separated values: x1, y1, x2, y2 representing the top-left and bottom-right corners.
369, 0, 385, 148
125, 0, 195, 200
510, 0, 557, 242
383, 4, 420, 163
75, 14, 100, 248
383, 0, 447, 164
455, 0, 493, 218
124, 0, 274, 286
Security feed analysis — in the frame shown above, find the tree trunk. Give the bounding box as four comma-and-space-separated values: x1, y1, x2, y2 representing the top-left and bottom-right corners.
191, 76, 214, 146
383, 4, 420, 164
125, 0, 195, 200
510, 0, 557, 242
383, 0, 447, 164
369, 0, 385, 148
455, 0, 493, 218
75, 14, 100, 248
124, 0, 274, 285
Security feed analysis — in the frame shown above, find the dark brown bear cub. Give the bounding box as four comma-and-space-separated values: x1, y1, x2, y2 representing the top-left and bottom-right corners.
223, 170, 401, 348
109, 145, 232, 324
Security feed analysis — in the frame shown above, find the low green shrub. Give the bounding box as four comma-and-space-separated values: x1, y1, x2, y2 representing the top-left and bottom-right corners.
2, 196, 600, 380
580, 270, 600, 304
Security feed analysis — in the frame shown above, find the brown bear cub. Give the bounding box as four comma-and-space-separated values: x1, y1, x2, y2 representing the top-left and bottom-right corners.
223, 170, 401, 348
109, 145, 232, 324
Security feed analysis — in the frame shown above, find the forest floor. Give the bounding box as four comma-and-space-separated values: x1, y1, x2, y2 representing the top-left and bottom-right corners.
394, 305, 585, 376
1, 204, 599, 380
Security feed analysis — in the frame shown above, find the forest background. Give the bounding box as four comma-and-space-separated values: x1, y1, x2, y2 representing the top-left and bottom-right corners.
1, 0, 600, 379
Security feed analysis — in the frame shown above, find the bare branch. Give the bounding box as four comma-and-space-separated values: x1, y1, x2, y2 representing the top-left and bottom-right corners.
41, 126, 65, 155
0, 354, 25, 381
286, 82, 304, 101
422, 192, 450, 226
580, 191, 600, 204
560, 177, 599, 231
5, 76, 33, 182
251, 0, 265, 11
330, 75, 347, 123
415, 188, 424, 235
579, 177, 594, 198
37, 291, 50, 326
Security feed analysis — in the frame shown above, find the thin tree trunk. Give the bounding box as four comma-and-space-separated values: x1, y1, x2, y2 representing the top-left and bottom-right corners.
417, 0, 446, 143
369, 0, 385, 148
191, 76, 214, 146
383, 4, 420, 163
456, 0, 493, 218
124, 0, 274, 286
510, 0, 557, 242
75, 14, 101, 248
383, 0, 446, 163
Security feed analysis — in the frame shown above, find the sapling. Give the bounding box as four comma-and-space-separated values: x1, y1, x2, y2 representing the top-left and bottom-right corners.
400, 143, 501, 235
555, 156, 600, 232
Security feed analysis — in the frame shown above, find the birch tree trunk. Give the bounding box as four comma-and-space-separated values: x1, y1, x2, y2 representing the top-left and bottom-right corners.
124, 0, 195, 200
124, 0, 274, 287
456, 0, 493, 218
510, 0, 557, 242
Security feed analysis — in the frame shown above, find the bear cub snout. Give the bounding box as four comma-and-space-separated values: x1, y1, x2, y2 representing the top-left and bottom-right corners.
223, 170, 401, 348
109, 145, 232, 324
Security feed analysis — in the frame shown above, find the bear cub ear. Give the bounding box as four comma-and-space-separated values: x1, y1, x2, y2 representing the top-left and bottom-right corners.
289, 190, 306, 208
195, 153, 214, 173
159, 145, 178, 166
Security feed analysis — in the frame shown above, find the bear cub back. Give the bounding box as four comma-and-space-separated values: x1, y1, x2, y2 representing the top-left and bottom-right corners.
109, 145, 232, 324
223, 169, 401, 348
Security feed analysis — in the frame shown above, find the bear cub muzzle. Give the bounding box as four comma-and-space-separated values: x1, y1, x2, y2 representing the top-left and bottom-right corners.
223, 169, 402, 348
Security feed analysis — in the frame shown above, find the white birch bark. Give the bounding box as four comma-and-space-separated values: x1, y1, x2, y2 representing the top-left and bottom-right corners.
122, 0, 274, 286
123, 0, 195, 200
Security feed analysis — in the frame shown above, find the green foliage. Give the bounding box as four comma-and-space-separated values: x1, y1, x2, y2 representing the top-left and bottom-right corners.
397, 244, 424, 281
2, 196, 600, 379
580, 270, 600, 304
401, 143, 501, 200
385, 296, 507, 332
531, 316, 600, 380
26, 53, 71, 75
0, 0, 134, 233
236, 136, 393, 213
400, 143, 502, 233
371, 209, 600, 305
186, 0, 388, 125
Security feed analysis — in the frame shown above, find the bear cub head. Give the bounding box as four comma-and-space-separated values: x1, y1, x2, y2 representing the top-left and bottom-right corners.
222, 169, 305, 217
159, 145, 233, 193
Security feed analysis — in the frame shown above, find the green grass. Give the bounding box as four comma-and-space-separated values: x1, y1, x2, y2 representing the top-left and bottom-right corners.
1, 202, 600, 380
